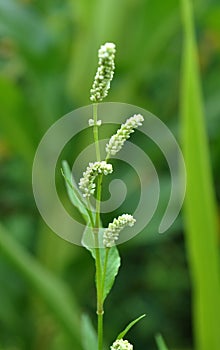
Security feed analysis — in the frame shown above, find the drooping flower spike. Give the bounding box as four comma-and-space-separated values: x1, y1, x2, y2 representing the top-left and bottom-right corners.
110, 339, 133, 350
106, 114, 144, 157
90, 42, 116, 102
103, 214, 136, 248
79, 161, 113, 198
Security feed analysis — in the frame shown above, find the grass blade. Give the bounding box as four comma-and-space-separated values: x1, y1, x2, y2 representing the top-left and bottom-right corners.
180, 1, 220, 350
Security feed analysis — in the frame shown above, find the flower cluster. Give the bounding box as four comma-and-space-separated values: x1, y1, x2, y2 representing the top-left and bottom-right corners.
79, 161, 113, 198
106, 114, 144, 156
110, 339, 133, 350
90, 42, 116, 102
103, 214, 136, 248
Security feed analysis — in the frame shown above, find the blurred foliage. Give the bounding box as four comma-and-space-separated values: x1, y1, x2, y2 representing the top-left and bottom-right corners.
0, 0, 219, 350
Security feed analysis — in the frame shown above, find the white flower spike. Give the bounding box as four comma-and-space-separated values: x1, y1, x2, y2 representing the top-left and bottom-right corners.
90, 42, 116, 102
110, 339, 133, 350
103, 214, 136, 248
79, 161, 113, 198
106, 114, 144, 156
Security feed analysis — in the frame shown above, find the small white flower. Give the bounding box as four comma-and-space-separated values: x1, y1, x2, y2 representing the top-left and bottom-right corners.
96, 119, 102, 126
110, 339, 133, 350
90, 42, 116, 102
79, 161, 113, 198
106, 114, 144, 156
103, 214, 136, 248
88, 119, 102, 126
88, 119, 95, 126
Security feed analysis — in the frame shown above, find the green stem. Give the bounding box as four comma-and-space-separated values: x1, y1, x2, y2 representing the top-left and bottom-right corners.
95, 176, 104, 350
92, 103, 104, 350
97, 248, 110, 350
95, 175, 103, 227
86, 199, 95, 228
93, 103, 101, 162
96, 248, 103, 350
105, 154, 110, 163
98, 312, 103, 350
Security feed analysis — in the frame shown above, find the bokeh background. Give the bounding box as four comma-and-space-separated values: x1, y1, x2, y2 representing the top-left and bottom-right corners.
0, 0, 220, 350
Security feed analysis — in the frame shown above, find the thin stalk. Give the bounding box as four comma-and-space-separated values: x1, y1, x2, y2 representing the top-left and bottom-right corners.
95, 254, 104, 350
95, 174, 103, 227
95, 174, 105, 350
94, 241, 103, 350
92, 102, 104, 350
86, 199, 95, 228
93, 103, 101, 162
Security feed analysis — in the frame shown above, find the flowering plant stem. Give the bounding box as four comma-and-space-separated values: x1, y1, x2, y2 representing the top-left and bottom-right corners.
62, 42, 145, 350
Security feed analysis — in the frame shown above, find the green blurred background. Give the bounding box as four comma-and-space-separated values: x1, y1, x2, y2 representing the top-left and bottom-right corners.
0, 0, 220, 349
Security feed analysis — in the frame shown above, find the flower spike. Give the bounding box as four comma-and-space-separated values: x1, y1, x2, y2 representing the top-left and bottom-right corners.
103, 214, 136, 248
110, 339, 133, 350
106, 114, 144, 156
90, 42, 116, 102
79, 161, 113, 198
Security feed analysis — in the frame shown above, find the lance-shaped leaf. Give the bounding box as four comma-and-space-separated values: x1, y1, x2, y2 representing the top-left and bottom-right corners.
85, 244, 121, 303
116, 314, 146, 340
61, 160, 95, 225
101, 246, 120, 302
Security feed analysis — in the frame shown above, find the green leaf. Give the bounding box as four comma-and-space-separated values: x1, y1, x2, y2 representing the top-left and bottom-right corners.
116, 314, 146, 340
61, 160, 94, 225
85, 245, 121, 302
180, 1, 220, 350
81, 225, 102, 250
0, 223, 82, 349
81, 314, 97, 350
102, 246, 120, 302
155, 334, 169, 350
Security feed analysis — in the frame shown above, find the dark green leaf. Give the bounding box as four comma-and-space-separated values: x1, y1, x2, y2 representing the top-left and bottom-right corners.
85, 245, 121, 302
102, 246, 120, 302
